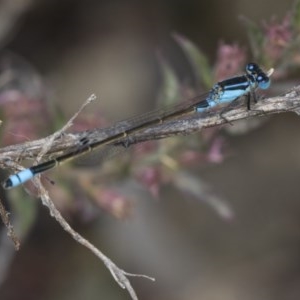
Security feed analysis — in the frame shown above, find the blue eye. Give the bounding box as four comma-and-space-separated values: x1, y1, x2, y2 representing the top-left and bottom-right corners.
247, 64, 254, 70
257, 74, 270, 90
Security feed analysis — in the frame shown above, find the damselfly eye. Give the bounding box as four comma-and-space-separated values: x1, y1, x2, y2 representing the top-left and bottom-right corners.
246, 62, 258, 74
257, 74, 270, 90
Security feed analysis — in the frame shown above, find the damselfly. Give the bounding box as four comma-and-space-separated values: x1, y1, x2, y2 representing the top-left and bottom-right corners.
3, 63, 272, 189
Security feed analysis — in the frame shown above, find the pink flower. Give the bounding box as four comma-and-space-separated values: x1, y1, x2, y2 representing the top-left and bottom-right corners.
263, 14, 292, 61
214, 43, 247, 81
206, 137, 226, 163
95, 189, 131, 219
135, 166, 161, 198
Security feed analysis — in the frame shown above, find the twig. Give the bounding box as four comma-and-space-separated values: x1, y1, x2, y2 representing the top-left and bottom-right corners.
0, 199, 20, 250
1, 93, 156, 300
35, 179, 154, 300
1, 86, 300, 299
124, 86, 300, 143
0, 86, 299, 165
36, 94, 97, 161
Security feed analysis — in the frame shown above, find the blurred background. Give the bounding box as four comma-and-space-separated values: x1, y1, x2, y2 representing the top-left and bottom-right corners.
1, 0, 300, 299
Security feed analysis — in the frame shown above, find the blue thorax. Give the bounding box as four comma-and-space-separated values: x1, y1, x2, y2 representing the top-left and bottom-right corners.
196, 63, 271, 112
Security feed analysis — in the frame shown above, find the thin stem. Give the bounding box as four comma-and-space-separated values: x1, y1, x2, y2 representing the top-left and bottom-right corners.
0, 86, 299, 166
1, 86, 299, 299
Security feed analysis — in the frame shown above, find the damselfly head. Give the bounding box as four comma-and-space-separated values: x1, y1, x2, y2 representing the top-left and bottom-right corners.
256, 73, 271, 90
246, 62, 260, 74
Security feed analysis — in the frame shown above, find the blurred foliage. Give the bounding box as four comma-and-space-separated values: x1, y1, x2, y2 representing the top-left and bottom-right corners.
1, 3, 300, 299
2, 1, 300, 229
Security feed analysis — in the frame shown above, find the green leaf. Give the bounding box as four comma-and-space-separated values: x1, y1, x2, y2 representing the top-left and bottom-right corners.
172, 32, 212, 89
9, 189, 38, 240
239, 16, 264, 60
291, 0, 300, 31
173, 171, 233, 220
156, 51, 181, 107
